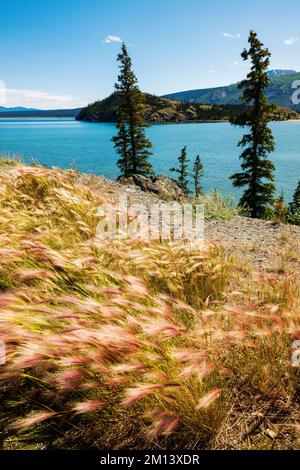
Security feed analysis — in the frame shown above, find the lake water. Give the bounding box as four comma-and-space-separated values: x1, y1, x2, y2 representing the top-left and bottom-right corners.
0, 118, 299, 201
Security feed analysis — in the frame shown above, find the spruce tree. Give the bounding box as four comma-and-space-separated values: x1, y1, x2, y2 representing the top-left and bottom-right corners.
112, 112, 131, 177
112, 44, 153, 178
230, 31, 276, 218
290, 181, 300, 213
170, 146, 190, 195
193, 155, 204, 198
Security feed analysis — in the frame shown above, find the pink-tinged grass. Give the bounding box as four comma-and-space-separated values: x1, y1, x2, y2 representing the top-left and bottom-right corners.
0, 164, 299, 450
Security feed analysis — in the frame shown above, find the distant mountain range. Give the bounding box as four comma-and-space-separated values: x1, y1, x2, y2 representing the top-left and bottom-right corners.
0, 106, 38, 112
267, 69, 296, 78
164, 70, 300, 111
0, 107, 81, 117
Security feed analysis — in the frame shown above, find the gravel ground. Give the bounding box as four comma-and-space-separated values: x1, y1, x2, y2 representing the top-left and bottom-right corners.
79, 173, 300, 270
205, 216, 300, 269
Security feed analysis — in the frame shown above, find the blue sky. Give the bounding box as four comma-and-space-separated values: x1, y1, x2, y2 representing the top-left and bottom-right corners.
1, 0, 300, 109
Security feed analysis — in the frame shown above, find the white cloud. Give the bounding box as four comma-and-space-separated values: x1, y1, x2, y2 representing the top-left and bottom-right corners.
209, 69, 216, 73
222, 32, 241, 40
284, 36, 298, 46
4, 88, 86, 109
232, 60, 247, 68
0, 80, 5, 106
103, 34, 123, 44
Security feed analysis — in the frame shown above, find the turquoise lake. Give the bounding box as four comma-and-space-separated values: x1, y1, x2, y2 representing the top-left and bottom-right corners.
0, 118, 299, 200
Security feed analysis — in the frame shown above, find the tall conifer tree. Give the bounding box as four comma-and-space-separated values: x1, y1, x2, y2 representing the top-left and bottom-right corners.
112, 44, 153, 178
113, 112, 131, 177
193, 155, 204, 197
290, 181, 300, 213
170, 146, 190, 195
230, 31, 275, 218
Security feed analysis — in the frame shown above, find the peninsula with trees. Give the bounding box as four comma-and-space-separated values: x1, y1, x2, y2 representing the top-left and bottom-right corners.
76, 92, 299, 123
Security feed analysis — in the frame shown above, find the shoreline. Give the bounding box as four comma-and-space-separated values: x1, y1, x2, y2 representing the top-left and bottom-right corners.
1, 116, 299, 124
75, 117, 300, 125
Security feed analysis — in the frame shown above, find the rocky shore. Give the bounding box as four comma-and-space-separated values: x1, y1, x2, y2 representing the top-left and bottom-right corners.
78, 172, 300, 272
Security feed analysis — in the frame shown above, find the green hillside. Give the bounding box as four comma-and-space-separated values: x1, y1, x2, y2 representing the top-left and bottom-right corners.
164, 72, 300, 111
76, 92, 299, 123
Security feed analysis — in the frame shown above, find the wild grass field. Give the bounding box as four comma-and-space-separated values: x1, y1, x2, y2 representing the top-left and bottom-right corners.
0, 159, 299, 450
